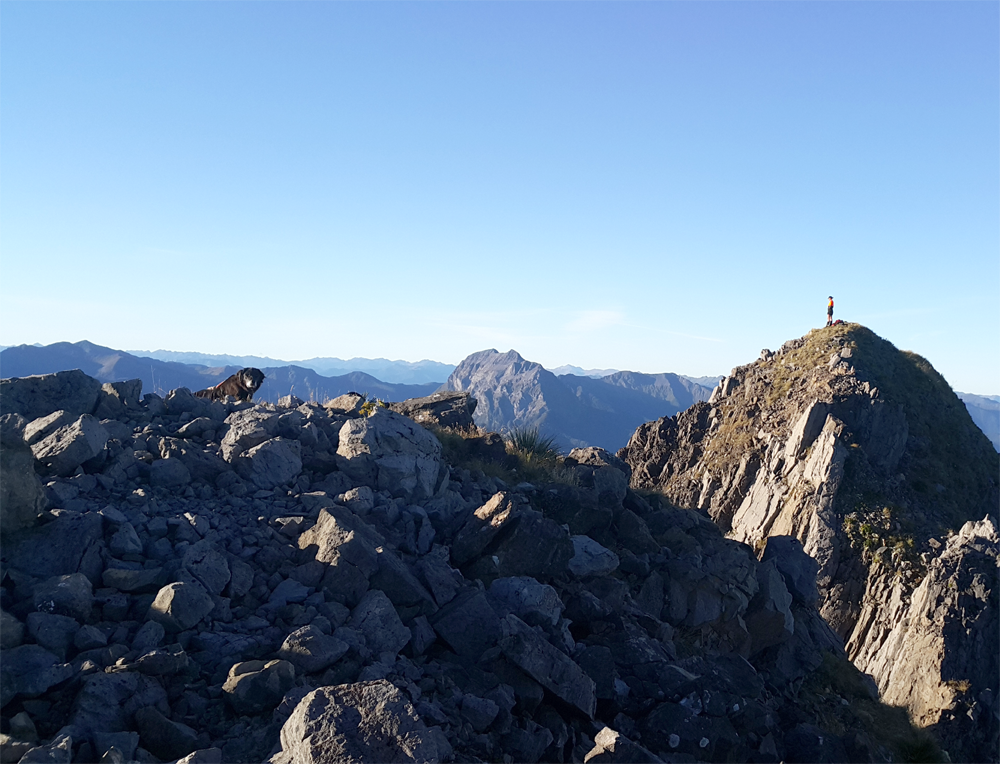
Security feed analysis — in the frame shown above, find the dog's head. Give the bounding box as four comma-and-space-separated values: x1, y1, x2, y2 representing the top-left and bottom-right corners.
238, 367, 265, 394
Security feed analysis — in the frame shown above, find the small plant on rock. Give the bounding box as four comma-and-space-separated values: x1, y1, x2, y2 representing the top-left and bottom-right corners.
504, 426, 561, 463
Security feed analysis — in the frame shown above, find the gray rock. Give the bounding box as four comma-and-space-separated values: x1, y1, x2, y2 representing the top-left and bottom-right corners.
108, 522, 144, 557
269, 680, 448, 764
70, 671, 168, 735
760, 536, 820, 606
132, 646, 190, 676
101, 567, 165, 593
745, 559, 794, 655
430, 589, 502, 659
30, 415, 108, 476
148, 582, 215, 632
278, 625, 349, 673
460, 695, 499, 733
1, 609, 25, 649
0, 735, 34, 764
0, 370, 102, 421
483, 508, 575, 583
26, 613, 79, 660
32, 573, 93, 622
74, 624, 108, 651
23, 411, 77, 446
134, 705, 198, 761
5, 511, 103, 579
182, 541, 231, 596
175, 748, 223, 764
499, 614, 596, 718
131, 621, 165, 652
234, 437, 302, 490
337, 408, 443, 501
149, 458, 192, 488
298, 506, 384, 607
220, 408, 281, 461
222, 659, 296, 715
566, 447, 631, 476
324, 393, 365, 415
388, 391, 477, 431
0, 443, 47, 533
0, 645, 73, 707
348, 589, 410, 659
569, 535, 620, 578
451, 492, 520, 566
487, 577, 564, 628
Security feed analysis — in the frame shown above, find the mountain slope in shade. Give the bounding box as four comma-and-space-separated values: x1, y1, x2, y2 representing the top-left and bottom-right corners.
444, 349, 712, 451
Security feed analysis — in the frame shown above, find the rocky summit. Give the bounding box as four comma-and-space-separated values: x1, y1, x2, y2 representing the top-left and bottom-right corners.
0, 361, 953, 764
620, 322, 1000, 763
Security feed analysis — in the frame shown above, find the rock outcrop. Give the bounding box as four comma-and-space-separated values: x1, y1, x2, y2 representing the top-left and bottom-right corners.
0, 366, 943, 764
620, 323, 1000, 762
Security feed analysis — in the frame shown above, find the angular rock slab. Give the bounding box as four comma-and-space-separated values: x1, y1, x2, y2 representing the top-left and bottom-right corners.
0, 370, 102, 421
0, 444, 47, 534
270, 681, 449, 764
337, 408, 443, 502
234, 437, 302, 490
499, 614, 596, 718
30, 415, 108, 476
298, 506, 384, 607
222, 659, 296, 715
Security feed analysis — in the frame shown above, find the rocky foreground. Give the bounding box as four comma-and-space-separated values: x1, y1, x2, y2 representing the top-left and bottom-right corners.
0, 369, 970, 763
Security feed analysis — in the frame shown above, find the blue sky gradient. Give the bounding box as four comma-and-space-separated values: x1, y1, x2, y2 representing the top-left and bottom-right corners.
2, 2, 997, 392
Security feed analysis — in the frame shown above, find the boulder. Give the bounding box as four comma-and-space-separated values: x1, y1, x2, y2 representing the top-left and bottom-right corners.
0, 370, 102, 421
389, 391, 477, 431
220, 408, 281, 461
134, 706, 199, 761
149, 458, 192, 488
70, 671, 168, 737
760, 536, 820, 606
29, 415, 108, 476
181, 541, 231, 596
222, 659, 296, 715
430, 589, 502, 659
0, 443, 47, 533
278, 625, 349, 674
32, 574, 94, 625
269, 680, 449, 764
0, 645, 73, 708
1, 609, 25, 649
94, 379, 143, 419
325, 393, 366, 416
25, 613, 79, 660
744, 559, 794, 655
16, 732, 72, 764
499, 614, 596, 718
148, 582, 215, 632
298, 507, 385, 607
348, 590, 410, 659
234, 437, 302, 490
487, 577, 564, 628
4, 511, 103, 580
568, 536, 620, 578
337, 408, 443, 501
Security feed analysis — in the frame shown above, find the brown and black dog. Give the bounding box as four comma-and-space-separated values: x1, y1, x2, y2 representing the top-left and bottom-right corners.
195, 367, 265, 402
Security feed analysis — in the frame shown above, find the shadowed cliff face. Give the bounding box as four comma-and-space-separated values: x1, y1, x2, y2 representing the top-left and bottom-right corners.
619, 323, 1000, 763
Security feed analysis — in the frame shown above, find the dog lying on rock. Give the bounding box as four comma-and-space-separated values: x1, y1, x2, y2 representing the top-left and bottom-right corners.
195, 367, 265, 402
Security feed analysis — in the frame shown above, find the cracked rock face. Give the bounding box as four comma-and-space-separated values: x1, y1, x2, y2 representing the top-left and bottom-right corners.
619, 323, 1000, 762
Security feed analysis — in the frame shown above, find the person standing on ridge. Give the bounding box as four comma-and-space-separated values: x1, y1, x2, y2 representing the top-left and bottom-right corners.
826, 296, 834, 327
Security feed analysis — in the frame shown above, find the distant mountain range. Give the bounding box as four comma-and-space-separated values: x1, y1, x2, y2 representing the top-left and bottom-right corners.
126, 349, 455, 385
0, 342, 438, 405
444, 349, 714, 451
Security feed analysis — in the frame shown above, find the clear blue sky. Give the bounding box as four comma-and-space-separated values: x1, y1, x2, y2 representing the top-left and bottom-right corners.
2, 2, 997, 393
